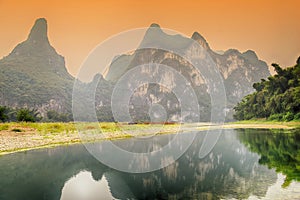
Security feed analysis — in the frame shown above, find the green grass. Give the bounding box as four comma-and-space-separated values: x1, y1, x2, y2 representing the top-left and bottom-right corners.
22, 122, 76, 134
0, 122, 182, 136
1, 121, 299, 135
0, 122, 77, 134
1, 121, 299, 156
230, 119, 300, 128
0, 124, 9, 131
1, 120, 298, 138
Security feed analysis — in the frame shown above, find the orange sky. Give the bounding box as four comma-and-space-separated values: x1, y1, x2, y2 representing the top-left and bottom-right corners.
0, 0, 299, 76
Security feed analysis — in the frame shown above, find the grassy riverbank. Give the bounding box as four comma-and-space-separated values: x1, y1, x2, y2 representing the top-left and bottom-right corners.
0, 122, 181, 155
0, 121, 299, 156
229, 120, 300, 129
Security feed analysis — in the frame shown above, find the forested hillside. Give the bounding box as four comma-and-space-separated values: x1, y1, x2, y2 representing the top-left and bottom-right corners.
234, 57, 300, 121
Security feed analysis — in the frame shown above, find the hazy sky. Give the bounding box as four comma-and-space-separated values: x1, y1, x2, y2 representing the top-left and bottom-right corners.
0, 0, 299, 76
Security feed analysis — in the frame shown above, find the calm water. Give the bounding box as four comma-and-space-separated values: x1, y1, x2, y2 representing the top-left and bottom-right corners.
0, 129, 299, 200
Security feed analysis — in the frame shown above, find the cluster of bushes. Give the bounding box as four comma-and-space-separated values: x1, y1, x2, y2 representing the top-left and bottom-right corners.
268, 112, 300, 121
234, 57, 300, 121
0, 106, 41, 122
0, 104, 117, 123
46, 110, 73, 122
0, 106, 73, 122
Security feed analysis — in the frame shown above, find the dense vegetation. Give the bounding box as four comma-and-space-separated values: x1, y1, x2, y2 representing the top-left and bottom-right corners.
238, 129, 300, 187
0, 103, 117, 123
234, 57, 300, 121
0, 106, 72, 122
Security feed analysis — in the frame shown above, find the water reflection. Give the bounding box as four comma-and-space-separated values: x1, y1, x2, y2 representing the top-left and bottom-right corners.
237, 128, 300, 187
61, 171, 114, 200
0, 129, 299, 200
108, 130, 277, 199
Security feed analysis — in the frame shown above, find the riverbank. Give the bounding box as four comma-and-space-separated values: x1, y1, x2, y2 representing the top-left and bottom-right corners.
226, 120, 300, 129
0, 121, 299, 156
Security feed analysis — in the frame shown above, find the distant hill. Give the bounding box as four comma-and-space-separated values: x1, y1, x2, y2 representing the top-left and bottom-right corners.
0, 18, 112, 120
0, 18, 73, 114
0, 18, 271, 122
234, 57, 300, 121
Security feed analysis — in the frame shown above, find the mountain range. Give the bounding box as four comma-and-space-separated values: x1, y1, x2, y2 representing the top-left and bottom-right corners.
0, 18, 270, 121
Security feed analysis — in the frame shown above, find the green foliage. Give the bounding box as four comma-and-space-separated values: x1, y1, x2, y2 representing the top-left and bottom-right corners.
0, 105, 77, 122
238, 129, 300, 187
0, 31, 75, 119
0, 106, 8, 122
268, 113, 284, 121
234, 57, 300, 121
46, 110, 72, 122
283, 112, 294, 121
16, 108, 40, 122
294, 113, 300, 120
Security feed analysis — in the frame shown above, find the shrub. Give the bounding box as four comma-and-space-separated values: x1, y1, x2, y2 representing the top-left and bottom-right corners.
0, 106, 8, 122
268, 113, 284, 121
294, 113, 300, 120
16, 108, 40, 122
46, 110, 72, 122
283, 112, 294, 121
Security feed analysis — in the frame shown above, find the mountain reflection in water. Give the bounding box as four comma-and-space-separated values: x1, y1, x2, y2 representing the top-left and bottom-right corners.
0, 129, 299, 200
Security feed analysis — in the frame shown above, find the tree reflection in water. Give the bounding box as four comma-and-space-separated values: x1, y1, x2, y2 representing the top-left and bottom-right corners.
237, 128, 300, 188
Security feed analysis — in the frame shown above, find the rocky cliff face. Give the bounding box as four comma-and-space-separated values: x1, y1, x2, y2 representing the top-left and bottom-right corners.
212, 49, 270, 106
105, 25, 270, 121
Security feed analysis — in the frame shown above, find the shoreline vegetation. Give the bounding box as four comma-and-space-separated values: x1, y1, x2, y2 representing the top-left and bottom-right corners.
0, 121, 299, 156
234, 58, 300, 121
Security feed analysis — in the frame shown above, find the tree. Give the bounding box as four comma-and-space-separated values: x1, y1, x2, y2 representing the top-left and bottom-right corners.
46, 110, 72, 122
272, 63, 284, 76
234, 57, 300, 121
17, 108, 41, 122
0, 106, 8, 122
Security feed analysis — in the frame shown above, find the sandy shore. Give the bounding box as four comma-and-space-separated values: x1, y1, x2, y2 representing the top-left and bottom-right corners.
0, 122, 298, 156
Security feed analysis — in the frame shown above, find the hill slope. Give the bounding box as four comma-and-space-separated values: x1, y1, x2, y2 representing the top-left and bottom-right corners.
0, 18, 112, 120
0, 18, 73, 114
